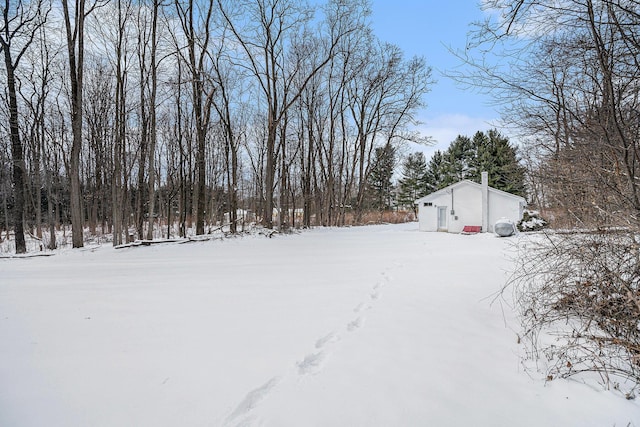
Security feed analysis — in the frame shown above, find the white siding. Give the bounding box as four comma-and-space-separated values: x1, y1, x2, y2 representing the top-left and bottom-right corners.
416, 180, 526, 233
448, 183, 481, 233
487, 190, 524, 232
417, 191, 450, 231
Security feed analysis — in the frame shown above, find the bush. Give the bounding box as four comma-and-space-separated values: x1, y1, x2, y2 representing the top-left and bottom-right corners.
517, 210, 547, 232
508, 230, 640, 397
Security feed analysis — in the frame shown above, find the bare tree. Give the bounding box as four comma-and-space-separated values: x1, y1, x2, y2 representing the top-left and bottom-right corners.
0, 0, 49, 253
132, 0, 164, 240
145, 0, 162, 239
0, 0, 435, 248
134, 2, 151, 240
21, 22, 60, 244
172, 0, 217, 236
83, 62, 114, 237
0, 130, 11, 240
218, 0, 360, 229
461, 0, 640, 227
111, 0, 134, 246
466, 0, 640, 391
208, 23, 246, 233
61, 0, 104, 248
347, 41, 431, 221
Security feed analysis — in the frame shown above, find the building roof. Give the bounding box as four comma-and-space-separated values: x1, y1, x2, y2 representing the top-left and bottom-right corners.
414, 179, 526, 204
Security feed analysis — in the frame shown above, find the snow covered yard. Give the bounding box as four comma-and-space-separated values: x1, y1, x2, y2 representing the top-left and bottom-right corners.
1, 223, 638, 426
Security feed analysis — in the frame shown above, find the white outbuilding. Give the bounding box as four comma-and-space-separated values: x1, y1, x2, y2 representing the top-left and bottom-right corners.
415, 172, 526, 233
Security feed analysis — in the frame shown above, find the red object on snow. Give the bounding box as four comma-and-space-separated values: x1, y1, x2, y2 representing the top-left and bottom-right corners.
461, 225, 482, 234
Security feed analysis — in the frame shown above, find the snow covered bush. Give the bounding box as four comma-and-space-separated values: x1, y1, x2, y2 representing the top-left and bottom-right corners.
517, 210, 547, 232
509, 230, 640, 398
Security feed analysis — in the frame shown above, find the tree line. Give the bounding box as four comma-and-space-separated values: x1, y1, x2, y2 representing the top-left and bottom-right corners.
0, 0, 432, 252
364, 129, 525, 215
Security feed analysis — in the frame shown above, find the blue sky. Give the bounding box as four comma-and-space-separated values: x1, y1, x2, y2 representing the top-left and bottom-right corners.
369, 1, 499, 156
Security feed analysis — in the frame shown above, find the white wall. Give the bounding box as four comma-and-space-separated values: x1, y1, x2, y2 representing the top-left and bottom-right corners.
418, 204, 437, 231
487, 191, 524, 232
448, 184, 482, 233
418, 181, 525, 233
417, 191, 450, 231
418, 183, 484, 232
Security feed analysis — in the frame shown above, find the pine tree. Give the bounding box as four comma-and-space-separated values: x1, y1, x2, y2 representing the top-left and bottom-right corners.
470, 129, 526, 197
425, 130, 526, 198
397, 152, 429, 214
425, 150, 447, 190
442, 135, 475, 187
366, 144, 396, 210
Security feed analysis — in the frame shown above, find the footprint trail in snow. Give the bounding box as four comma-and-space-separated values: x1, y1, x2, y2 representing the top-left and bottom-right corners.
223, 263, 399, 425
224, 376, 281, 426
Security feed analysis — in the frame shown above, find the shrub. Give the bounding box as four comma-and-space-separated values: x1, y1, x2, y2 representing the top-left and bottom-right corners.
517, 210, 547, 232
508, 230, 640, 397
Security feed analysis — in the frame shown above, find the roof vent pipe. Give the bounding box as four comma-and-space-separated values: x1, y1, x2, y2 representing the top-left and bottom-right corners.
481, 171, 489, 232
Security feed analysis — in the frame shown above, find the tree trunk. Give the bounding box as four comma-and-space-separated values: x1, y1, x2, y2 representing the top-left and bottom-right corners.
33, 130, 42, 239
264, 118, 276, 229
47, 167, 56, 250
4, 49, 26, 253
62, 0, 87, 248
136, 87, 148, 239
2, 177, 9, 242
146, 0, 159, 240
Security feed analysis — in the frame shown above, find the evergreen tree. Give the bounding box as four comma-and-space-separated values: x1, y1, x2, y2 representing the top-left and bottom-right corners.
425, 150, 447, 191
397, 152, 429, 214
366, 144, 396, 210
442, 135, 475, 186
470, 129, 526, 197
425, 130, 526, 197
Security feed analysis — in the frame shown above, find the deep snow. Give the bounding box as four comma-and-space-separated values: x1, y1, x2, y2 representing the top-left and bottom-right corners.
1, 223, 638, 426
